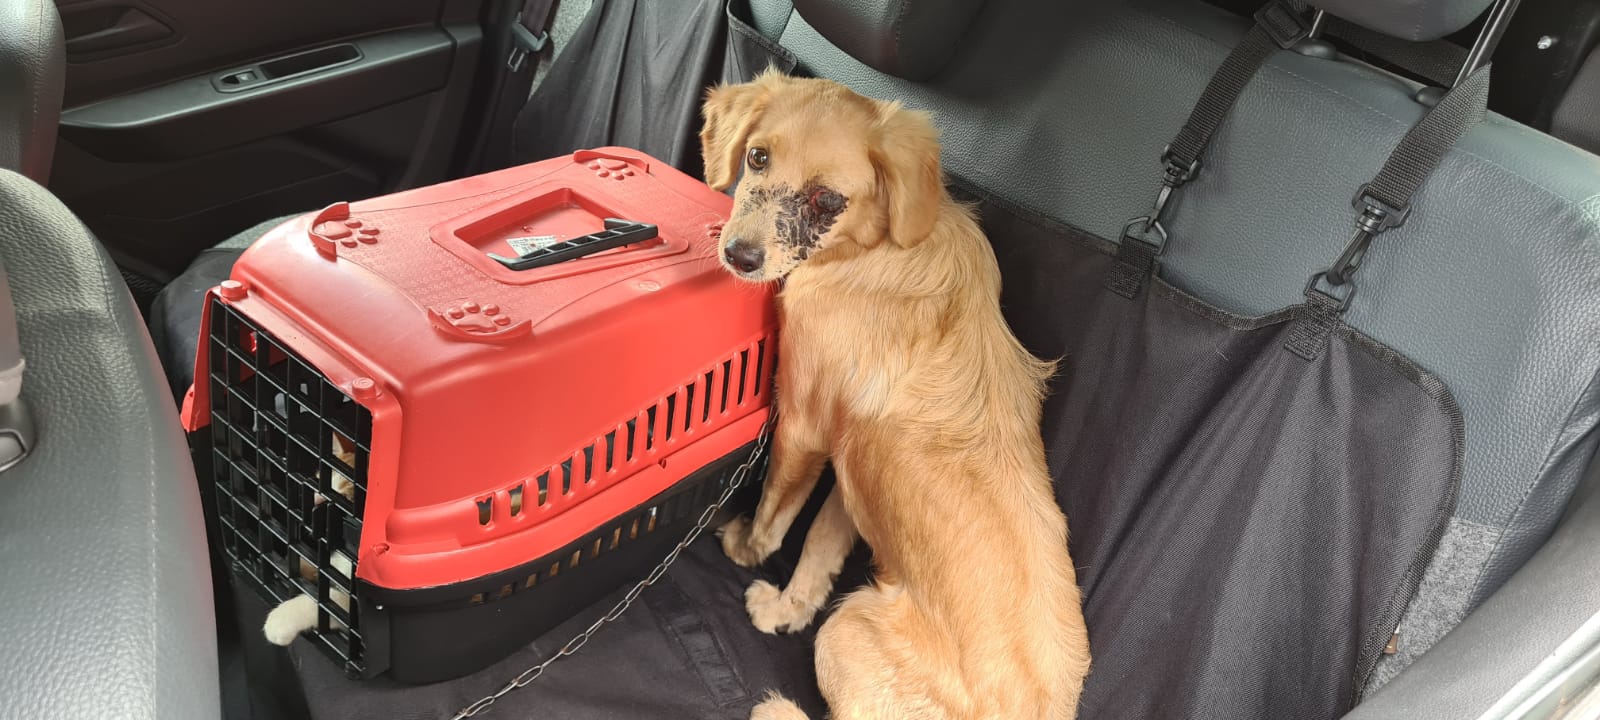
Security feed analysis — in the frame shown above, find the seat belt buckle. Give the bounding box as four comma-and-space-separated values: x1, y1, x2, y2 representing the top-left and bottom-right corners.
507, 17, 551, 72
1255, 1, 1311, 50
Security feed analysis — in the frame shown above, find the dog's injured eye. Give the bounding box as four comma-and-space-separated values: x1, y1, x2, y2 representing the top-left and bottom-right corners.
747, 147, 770, 172
809, 188, 844, 214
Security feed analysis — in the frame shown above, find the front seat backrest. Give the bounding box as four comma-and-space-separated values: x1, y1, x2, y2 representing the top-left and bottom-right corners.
0, 168, 219, 720
0, 0, 64, 183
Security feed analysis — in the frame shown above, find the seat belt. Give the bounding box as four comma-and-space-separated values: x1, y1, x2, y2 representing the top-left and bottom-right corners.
507, 0, 559, 73
1286, 64, 1491, 359
470, 0, 561, 173
1106, 0, 1311, 299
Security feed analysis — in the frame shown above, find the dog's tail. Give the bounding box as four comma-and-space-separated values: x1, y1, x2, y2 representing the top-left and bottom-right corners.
750, 691, 812, 720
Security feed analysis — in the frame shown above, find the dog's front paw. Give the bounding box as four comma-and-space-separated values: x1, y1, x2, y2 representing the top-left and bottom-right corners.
750, 693, 809, 720
719, 516, 766, 568
263, 594, 319, 646
745, 580, 819, 634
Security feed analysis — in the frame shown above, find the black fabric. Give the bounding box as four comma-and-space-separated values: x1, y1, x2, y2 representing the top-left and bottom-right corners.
980, 195, 1462, 719
1283, 285, 1346, 359
1105, 231, 1159, 298
790, 0, 983, 81
510, 0, 796, 179
148, 246, 247, 403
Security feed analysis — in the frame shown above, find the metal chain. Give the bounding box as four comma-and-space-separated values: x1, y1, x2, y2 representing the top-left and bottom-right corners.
450, 415, 774, 719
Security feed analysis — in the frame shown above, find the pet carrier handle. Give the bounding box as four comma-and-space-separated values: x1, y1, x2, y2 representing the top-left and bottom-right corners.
487, 218, 660, 271
0, 261, 34, 473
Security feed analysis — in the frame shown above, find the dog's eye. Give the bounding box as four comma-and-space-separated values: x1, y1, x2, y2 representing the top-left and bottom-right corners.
809, 188, 845, 214
746, 147, 770, 171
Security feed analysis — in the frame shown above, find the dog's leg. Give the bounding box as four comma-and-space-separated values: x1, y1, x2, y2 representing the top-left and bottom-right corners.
746, 485, 857, 633
721, 420, 827, 568
814, 586, 958, 720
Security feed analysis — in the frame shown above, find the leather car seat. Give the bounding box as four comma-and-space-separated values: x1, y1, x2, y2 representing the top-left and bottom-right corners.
0, 0, 65, 183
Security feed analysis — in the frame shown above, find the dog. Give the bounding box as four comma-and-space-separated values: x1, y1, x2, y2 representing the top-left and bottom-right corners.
704, 70, 1091, 720
262, 432, 358, 646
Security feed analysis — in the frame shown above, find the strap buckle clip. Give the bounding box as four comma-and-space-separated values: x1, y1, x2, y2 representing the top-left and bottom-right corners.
507, 14, 551, 72
1305, 271, 1358, 312
1350, 183, 1411, 232
1121, 215, 1170, 255
1255, 1, 1311, 50
1160, 145, 1201, 187
1324, 184, 1411, 286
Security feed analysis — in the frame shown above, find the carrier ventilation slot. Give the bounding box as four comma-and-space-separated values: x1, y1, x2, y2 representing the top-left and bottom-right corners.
473, 337, 768, 572
204, 297, 374, 677
489, 336, 771, 539
488, 463, 732, 608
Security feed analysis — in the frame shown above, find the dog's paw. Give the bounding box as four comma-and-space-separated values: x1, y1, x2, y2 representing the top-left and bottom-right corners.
263, 594, 319, 646
719, 516, 765, 568
745, 580, 818, 635
750, 693, 810, 720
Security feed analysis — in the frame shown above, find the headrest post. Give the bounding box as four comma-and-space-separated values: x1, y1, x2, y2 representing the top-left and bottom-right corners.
1307, 9, 1328, 40
1454, 0, 1520, 85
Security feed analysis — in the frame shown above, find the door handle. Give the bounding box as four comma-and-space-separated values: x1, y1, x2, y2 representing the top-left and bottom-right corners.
60, 4, 175, 60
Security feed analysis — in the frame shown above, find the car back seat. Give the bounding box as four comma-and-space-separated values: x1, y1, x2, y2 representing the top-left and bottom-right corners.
141, 0, 1600, 715
758, 0, 1600, 702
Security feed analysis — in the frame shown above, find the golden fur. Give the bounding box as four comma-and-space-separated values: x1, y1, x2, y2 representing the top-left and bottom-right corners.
703, 70, 1091, 720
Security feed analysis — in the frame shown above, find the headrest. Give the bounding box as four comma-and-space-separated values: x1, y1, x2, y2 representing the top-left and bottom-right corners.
1311, 0, 1495, 42
793, 0, 983, 81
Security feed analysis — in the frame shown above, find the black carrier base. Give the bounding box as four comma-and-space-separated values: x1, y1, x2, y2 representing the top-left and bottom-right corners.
204, 432, 763, 684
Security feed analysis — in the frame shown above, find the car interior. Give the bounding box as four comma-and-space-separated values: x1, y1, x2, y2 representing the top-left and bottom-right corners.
1, 0, 1598, 718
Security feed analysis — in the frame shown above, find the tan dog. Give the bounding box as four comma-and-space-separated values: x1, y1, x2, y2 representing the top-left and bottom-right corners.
704, 70, 1091, 720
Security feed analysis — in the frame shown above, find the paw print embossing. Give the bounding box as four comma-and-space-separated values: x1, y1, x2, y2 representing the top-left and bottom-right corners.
586, 158, 636, 180
443, 301, 511, 334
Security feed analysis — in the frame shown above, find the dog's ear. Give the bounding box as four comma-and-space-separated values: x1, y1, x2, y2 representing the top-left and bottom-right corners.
700, 77, 772, 191
869, 102, 943, 249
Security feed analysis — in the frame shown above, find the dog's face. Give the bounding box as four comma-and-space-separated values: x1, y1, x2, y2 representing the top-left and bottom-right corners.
700, 71, 943, 282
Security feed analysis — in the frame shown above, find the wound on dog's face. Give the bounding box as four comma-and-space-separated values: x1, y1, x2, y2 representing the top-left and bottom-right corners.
742, 181, 848, 262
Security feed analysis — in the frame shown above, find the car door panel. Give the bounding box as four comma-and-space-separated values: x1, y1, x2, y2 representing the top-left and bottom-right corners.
50, 0, 485, 284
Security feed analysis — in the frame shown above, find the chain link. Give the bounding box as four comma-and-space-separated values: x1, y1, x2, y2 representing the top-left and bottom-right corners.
450, 416, 773, 719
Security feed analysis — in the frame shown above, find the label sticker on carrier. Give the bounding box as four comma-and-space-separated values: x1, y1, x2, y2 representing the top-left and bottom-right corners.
506, 235, 560, 256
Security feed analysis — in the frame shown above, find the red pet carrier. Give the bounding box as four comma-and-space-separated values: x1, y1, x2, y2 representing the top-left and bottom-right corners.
181, 148, 776, 683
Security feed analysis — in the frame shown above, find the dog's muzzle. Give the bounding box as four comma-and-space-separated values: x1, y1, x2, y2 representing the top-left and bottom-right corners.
723, 240, 765, 274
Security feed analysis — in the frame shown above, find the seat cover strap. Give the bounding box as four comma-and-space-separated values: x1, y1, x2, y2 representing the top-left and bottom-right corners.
1107, 1, 1309, 299
1289, 64, 1491, 359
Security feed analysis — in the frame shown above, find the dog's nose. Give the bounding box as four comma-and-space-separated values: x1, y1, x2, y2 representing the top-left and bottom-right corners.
723, 241, 765, 273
